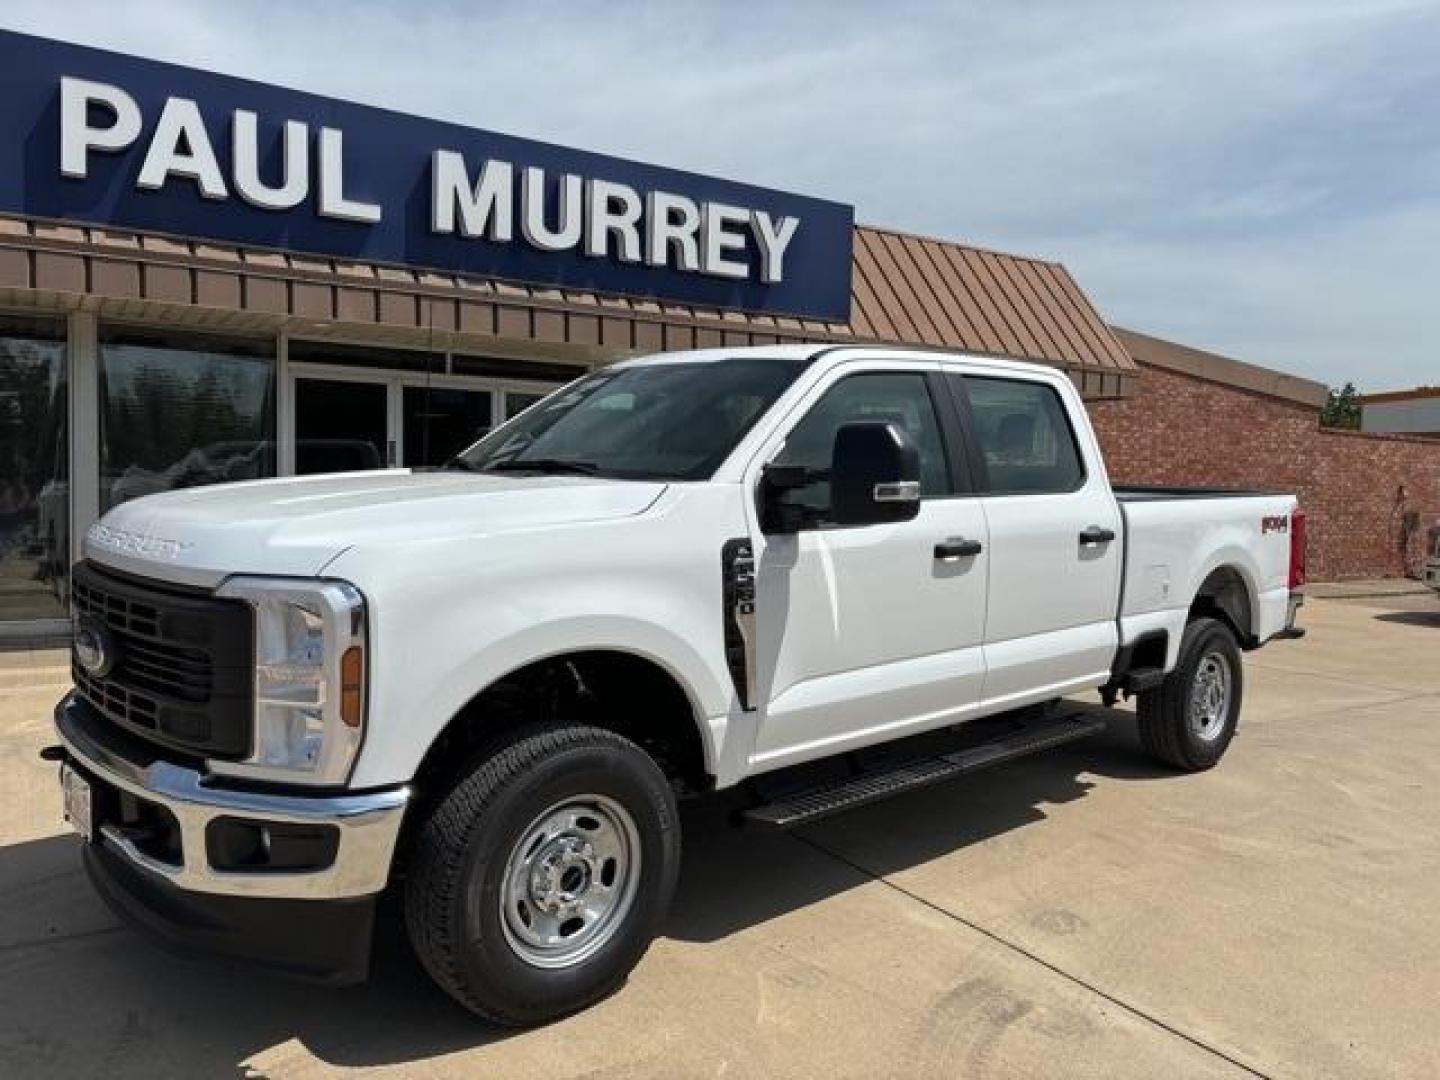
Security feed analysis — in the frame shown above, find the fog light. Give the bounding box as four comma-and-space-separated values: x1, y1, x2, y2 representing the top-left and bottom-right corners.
206, 817, 340, 872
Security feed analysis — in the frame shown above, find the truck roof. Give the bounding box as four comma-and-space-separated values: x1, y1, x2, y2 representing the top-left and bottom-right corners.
614, 343, 1060, 380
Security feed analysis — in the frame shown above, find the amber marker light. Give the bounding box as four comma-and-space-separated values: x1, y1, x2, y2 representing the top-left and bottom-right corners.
340, 646, 364, 728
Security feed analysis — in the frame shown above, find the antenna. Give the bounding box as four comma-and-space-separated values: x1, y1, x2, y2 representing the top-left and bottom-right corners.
422, 297, 435, 467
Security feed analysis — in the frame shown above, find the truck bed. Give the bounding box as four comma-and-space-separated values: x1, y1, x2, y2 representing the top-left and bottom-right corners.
1116, 489, 1298, 663
1114, 485, 1281, 501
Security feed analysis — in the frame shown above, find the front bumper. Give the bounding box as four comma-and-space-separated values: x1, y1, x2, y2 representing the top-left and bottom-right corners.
53, 692, 410, 984
55, 693, 408, 899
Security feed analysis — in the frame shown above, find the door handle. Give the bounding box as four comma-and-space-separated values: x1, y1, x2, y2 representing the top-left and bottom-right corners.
1079, 525, 1116, 546
934, 537, 983, 560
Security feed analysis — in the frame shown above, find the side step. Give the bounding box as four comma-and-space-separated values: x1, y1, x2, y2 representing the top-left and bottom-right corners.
743, 713, 1107, 830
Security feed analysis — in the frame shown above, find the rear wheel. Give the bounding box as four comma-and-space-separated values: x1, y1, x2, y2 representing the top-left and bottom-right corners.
1136, 616, 1243, 771
404, 724, 681, 1026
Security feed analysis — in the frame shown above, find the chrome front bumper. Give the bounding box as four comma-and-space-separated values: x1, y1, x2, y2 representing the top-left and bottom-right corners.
54, 692, 409, 900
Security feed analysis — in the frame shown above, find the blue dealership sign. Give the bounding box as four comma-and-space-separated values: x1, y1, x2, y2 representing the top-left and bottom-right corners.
0, 31, 854, 321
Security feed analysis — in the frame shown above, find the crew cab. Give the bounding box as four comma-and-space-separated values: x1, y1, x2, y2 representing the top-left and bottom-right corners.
49, 345, 1305, 1025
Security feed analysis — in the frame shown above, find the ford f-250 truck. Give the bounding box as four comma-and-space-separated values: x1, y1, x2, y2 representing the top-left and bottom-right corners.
48, 344, 1306, 1025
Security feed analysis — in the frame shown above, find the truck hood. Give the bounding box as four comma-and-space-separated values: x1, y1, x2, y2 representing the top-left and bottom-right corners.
84, 470, 667, 587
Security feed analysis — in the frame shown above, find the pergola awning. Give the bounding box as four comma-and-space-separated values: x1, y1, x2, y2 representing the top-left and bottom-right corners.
0, 216, 1136, 398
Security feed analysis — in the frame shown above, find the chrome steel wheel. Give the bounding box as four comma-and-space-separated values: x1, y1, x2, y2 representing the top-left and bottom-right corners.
1188, 651, 1233, 742
499, 795, 641, 970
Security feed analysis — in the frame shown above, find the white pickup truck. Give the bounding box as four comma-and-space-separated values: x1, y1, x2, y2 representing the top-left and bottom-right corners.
50, 344, 1305, 1025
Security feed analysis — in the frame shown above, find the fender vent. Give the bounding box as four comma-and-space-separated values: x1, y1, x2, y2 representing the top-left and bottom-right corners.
721, 538, 756, 711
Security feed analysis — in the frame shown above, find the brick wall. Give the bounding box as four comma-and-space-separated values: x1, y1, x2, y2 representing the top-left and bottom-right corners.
1086, 363, 1440, 581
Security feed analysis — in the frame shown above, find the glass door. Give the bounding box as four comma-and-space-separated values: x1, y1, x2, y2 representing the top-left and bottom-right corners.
401, 385, 493, 468
293, 375, 390, 474
288, 359, 563, 475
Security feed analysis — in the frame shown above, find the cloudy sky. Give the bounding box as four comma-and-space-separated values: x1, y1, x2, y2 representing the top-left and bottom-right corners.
6, 0, 1439, 389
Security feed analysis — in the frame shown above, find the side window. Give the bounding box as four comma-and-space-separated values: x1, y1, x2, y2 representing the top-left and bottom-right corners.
774, 372, 951, 518
962, 376, 1085, 494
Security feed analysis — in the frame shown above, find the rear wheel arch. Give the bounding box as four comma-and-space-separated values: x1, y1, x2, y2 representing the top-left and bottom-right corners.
1191, 564, 1256, 647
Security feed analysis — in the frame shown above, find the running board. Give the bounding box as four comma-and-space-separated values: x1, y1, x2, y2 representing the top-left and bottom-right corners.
743, 713, 1107, 829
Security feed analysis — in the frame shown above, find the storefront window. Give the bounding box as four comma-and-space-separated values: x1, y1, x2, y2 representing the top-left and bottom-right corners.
504, 391, 547, 421
403, 385, 493, 468
99, 329, 275, 512
0, 316, 68, 621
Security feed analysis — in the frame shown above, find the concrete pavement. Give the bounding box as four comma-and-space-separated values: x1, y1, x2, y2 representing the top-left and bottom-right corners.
1305, 578, 1433, 600
1, 594, 1437, 1078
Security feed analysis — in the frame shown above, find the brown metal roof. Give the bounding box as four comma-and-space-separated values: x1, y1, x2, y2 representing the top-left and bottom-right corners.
845, 226, 1134, 375
0, 214, 1136, 397
1113, 327, 1328, 409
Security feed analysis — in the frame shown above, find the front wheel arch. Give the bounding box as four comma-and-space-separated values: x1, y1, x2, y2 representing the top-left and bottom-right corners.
399, 651, 712, 868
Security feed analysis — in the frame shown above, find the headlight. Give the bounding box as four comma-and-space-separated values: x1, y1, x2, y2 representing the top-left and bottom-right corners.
212, 577, 367, 785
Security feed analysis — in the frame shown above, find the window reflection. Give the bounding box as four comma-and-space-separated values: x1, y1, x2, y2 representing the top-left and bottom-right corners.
504, 391, 546, 421
0, 316, 68, 621
99, 329, 275, 512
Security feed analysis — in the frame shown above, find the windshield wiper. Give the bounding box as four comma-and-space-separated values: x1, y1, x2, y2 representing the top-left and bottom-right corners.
440, 456, 485, 473
485, 457, 601, 476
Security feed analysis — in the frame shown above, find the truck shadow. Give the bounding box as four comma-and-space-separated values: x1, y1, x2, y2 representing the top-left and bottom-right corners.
667, 705, 1167, 944
1373, 609, 1440, 628
0, 833, 495, 1078
0, 705, 1161, 1076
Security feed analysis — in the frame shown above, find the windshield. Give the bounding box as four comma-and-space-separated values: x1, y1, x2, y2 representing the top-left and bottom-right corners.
452, 357, 808, 480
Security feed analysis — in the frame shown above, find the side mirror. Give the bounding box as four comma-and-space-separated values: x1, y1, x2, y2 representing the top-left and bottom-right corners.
831, 421, 921, 526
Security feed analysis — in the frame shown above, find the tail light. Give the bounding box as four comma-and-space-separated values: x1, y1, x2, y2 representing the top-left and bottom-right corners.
1289, 507, 1307, 590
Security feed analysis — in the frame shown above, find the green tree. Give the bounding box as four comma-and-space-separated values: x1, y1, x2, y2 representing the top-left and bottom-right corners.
1321, 382, 1361, 430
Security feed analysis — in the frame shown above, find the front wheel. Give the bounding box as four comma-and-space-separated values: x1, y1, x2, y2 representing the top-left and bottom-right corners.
404, 724, 681, 1026
1136, 616, 1243, 771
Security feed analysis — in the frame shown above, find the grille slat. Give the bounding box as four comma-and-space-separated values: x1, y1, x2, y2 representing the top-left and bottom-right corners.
70, 561, 254, 759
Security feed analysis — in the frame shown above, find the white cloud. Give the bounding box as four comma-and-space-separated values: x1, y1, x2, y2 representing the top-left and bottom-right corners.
4, 0, 1438, 388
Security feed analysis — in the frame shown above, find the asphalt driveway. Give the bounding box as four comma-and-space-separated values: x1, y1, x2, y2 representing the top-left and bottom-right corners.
1, 592, 1437, 1078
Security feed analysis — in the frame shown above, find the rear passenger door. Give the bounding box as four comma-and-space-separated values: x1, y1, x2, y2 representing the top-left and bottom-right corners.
948, 372, 1122, 704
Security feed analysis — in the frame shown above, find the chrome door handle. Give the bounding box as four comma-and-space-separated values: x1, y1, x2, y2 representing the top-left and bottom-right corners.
934, 537, 983, 560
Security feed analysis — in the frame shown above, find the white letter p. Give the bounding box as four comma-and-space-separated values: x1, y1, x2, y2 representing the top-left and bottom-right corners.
60, 76, 142, 179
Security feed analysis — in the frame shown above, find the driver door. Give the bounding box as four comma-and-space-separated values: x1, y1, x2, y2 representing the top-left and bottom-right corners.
746, 362, 990, 771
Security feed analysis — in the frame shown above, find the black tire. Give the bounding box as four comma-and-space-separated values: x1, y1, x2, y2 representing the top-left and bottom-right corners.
404, 724, 681, 1026
1136, 616, 1243, 771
